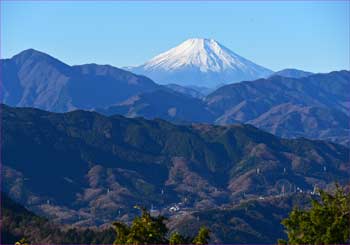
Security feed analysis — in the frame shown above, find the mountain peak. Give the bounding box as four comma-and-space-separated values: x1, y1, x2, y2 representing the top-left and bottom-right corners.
144, 38, 239, 72
129, 38, 273, 87
13, 48, 51, 59
181, 37, 217, 45
11, 48, 69, 68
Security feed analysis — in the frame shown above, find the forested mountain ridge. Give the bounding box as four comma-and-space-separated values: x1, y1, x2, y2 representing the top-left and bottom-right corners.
2, 104, 349, 227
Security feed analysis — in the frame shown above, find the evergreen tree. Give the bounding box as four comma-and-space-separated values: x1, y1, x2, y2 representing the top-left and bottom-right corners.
112, 206, 210, 244
113, 222, 130, 244
169, 232, 186, 245
113, 206, 168, 244
15, 237, 30, 245
192, 226, 210, 245
279, 185, 350, 244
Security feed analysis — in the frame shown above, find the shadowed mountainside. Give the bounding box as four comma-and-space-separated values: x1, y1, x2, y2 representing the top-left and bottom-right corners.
2, 105, 349, 227
1, 49, 159, 112
2, 49, 349, 145
205, 70, 350, 145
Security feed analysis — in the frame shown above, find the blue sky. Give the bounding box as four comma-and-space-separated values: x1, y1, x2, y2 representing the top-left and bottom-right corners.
1, 1, 349, 72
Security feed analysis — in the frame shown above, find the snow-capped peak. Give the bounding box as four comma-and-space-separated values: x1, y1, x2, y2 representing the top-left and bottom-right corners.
143, 38, 255, 72
129, 38, 273, 87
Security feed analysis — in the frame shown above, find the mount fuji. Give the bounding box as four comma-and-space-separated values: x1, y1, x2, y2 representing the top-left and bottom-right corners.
128, 38, 273, 87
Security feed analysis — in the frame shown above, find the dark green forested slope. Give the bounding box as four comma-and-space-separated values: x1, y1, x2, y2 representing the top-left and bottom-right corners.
2, 104, 349, 227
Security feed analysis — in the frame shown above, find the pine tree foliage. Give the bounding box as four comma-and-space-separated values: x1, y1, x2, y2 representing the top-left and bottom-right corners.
112, 206, 210, 244
192, 226, 211, 245
279, 185, 350, 244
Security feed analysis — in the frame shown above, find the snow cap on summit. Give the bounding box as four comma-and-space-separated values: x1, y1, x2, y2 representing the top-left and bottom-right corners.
144, 38, 247, 72
129, 38, 273, 87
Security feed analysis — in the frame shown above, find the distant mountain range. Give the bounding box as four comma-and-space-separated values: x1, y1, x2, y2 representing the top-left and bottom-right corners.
271, 68, 313, 78
127, 38, 273, 87
165, 83, 206, 98
1, 49, 159, 112
2, 49, 349, 146
2, 105, 349, 228
97, 87, 215, 123
206, 70, 350, 145
101, 70, 350, 146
